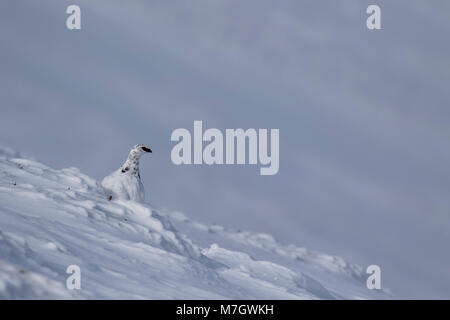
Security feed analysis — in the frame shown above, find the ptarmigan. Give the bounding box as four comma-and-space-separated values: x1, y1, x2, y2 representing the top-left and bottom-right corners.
101, 144, 152, 202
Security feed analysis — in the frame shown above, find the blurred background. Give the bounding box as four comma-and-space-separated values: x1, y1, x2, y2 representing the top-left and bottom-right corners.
1, 0, 449, 298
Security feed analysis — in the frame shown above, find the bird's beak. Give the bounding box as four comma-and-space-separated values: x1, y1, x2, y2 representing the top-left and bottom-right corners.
141, 146, 152, 153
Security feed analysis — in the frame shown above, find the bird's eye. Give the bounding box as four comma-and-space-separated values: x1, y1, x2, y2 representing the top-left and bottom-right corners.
141, 146, 152, 153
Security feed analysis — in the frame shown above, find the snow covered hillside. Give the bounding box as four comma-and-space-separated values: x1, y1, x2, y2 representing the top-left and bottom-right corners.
0, 146, 390, 299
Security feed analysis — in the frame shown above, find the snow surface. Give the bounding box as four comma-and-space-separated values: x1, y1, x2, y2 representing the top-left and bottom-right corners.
0, 146, 390, 299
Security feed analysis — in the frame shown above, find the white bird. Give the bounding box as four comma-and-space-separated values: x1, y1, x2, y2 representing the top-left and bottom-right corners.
101, 144, 152, 202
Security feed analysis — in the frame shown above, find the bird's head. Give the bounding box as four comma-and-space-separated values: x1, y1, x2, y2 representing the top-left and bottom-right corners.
129, 144, 152, 159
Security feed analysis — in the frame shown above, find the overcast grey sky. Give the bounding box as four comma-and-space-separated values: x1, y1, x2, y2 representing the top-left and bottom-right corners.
1, 0, 449, 298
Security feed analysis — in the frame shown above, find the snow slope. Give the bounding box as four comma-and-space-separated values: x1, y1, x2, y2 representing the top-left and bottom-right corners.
0, 146, 390, 299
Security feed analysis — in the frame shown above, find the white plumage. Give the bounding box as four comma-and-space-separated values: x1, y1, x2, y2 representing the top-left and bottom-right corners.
101, 144, 152, 202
